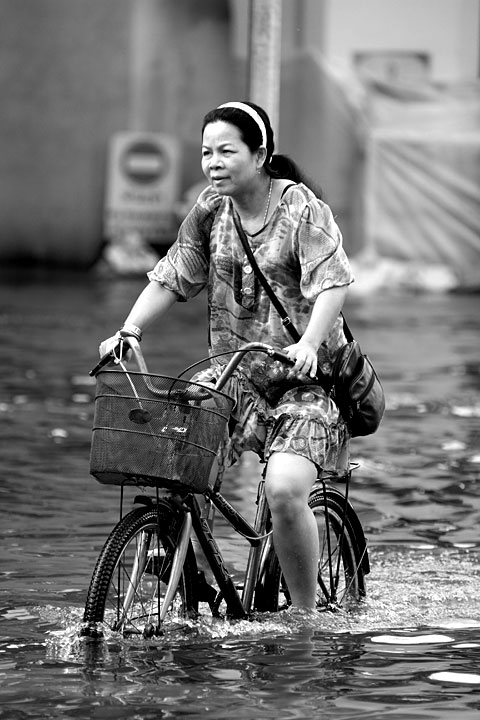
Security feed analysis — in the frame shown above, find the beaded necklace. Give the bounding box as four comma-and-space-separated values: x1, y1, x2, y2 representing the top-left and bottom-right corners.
262, 178, 273, 227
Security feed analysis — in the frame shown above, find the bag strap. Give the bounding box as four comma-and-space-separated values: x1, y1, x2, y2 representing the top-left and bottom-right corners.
232, 210, 302, 343
232, 210, 337, 392
342, 315, 354, 343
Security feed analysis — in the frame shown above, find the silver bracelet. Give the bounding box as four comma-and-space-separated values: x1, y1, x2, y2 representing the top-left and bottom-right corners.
119, 323, 143, 341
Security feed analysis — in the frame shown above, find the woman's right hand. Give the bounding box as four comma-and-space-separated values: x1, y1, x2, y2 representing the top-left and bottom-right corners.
90, 333, 135, 377
98, 332, 122, 358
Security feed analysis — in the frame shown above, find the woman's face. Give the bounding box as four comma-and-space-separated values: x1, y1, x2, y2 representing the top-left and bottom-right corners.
201, 121, 261, 197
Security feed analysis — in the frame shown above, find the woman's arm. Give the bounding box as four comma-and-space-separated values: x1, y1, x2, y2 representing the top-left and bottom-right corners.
284, 284, 348, 378
123, 282, 178, 331
98, 282, 178, 356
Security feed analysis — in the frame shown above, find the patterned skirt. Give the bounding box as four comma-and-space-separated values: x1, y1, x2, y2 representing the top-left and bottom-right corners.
192, 365, 350, 476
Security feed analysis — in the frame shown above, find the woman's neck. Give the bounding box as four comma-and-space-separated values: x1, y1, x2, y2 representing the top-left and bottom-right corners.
232, 176, 273, 234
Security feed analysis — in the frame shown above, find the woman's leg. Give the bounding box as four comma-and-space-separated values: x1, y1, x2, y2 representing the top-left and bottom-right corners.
264, 452, 319, 608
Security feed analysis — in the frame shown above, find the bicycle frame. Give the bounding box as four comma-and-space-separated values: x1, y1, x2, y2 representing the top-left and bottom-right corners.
157, 481, 273, 620
137, 468, 366, 624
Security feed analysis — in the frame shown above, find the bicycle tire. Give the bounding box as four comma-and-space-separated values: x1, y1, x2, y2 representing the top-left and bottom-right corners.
82, 504, 198, 638
254, 485, 368, 612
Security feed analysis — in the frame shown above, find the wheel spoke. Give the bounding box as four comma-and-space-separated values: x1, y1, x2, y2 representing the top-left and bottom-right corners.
254, 485, 367, 614
83, 506, 198, 638
113, 530, 151, 631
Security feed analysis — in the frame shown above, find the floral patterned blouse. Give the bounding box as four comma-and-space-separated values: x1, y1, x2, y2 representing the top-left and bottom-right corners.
148, 183, 353, 402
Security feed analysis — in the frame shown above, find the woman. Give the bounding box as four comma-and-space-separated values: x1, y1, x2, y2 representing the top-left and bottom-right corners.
99, 100, 354, 610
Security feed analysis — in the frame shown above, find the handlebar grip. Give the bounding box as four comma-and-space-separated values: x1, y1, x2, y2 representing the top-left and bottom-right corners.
270, 347, 322, 384
270, 349, 295, 366
89, 352, 115, 377
89, 340, 129, 377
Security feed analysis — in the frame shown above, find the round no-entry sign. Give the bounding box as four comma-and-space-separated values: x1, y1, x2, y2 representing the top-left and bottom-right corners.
120, 141, 169, 185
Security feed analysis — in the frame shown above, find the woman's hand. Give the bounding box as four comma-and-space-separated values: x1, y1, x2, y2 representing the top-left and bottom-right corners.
98, 332, 122, 359
282, 285, 349, 380
284, 339, 318, 379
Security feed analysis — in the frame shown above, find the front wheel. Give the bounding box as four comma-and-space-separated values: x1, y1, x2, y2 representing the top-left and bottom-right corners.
82, 504, 198, 638
255, 484, 369, 612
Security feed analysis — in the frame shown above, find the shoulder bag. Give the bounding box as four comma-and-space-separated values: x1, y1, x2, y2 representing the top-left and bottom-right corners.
232, 212, 385, 437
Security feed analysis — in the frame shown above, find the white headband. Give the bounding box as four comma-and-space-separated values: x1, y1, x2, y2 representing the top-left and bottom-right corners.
218, 101, 268, 148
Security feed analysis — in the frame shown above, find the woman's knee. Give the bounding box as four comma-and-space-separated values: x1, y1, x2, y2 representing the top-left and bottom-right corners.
265, 452, 317, 512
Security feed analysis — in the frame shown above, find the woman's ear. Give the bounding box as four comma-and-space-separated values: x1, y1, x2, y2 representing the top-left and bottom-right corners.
256, 145, 267, 169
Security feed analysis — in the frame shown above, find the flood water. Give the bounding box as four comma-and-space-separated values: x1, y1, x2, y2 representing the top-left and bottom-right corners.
1, 268, 480, 719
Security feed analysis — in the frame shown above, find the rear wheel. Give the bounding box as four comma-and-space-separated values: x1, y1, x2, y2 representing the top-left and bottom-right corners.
82, 504, 198, 638
255, 485, 368, 612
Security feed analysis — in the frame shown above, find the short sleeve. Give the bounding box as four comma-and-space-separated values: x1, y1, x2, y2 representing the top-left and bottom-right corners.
294, 195, 354, 301
147, 186, 221, 300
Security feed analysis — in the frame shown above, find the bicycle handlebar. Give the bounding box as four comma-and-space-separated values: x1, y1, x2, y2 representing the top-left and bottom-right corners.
89, 338, 308, 396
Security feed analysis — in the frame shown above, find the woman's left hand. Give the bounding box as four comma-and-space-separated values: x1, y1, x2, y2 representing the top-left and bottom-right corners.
284, 340, 318, 380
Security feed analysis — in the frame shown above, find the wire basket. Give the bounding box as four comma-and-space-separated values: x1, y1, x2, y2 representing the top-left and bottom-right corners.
90, 369, 234, 492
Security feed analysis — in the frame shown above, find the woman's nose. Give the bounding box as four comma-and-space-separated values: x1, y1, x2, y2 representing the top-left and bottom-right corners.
210, 152, 223, 168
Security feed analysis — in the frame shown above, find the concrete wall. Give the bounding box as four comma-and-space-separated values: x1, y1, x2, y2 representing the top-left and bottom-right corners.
0, 0, 236, 266
323, 0, 479, 82
0, 1, 131, 265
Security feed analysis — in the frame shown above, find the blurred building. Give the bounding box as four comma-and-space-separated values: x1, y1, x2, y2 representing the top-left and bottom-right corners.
0, 0, 479, 284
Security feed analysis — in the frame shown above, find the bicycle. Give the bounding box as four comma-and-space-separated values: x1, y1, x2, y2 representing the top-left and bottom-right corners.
81, 338, 370, 639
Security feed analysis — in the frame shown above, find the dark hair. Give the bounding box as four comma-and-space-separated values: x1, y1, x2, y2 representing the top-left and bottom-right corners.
202, 101, 323, 198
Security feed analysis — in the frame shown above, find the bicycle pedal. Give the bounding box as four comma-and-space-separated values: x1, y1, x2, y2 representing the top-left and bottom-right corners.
143, 623, 164, 639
